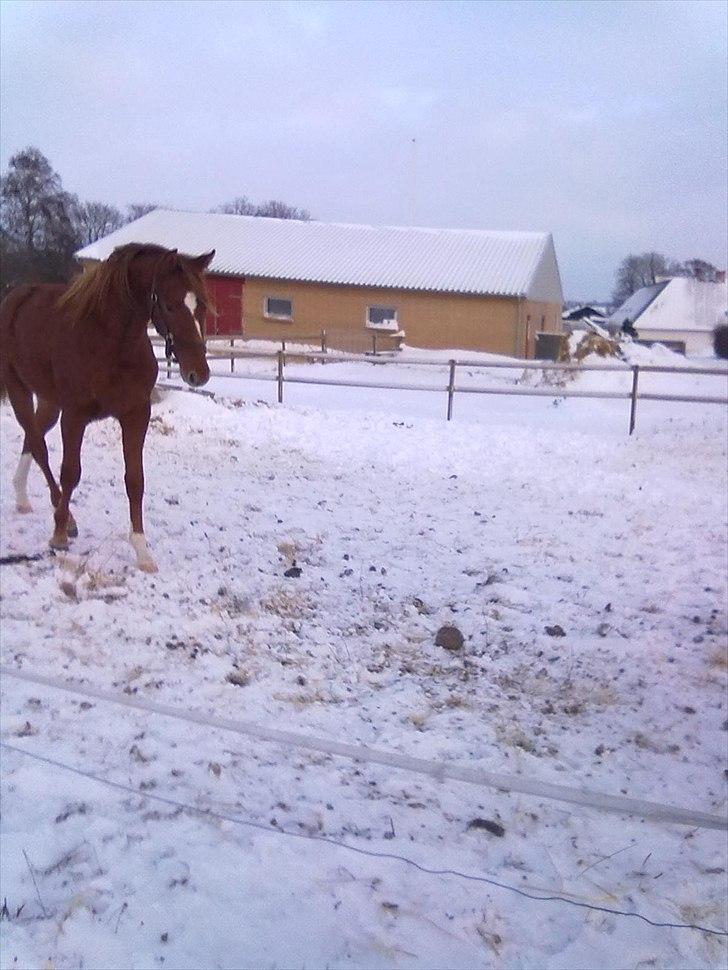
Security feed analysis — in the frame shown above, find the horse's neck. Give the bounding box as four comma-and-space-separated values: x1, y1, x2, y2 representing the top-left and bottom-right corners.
81, 307, 150, 363
118, 310, 151, 362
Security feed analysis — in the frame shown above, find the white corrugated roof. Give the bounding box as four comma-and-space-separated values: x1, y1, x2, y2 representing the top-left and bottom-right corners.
76, 209, 562, 301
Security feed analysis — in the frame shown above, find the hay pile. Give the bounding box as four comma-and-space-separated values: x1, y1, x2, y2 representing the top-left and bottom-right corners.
570, 331, 623, 362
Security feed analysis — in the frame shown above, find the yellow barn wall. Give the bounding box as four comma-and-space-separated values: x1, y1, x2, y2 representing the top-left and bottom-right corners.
242, 277, 561, 357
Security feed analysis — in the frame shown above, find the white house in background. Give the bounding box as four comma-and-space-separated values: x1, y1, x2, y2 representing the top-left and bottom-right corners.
607, 274, 727, 355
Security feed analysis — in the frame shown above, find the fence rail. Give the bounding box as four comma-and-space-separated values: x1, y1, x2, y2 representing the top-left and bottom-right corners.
203, 327, 403, 357
153, 340, 728, 436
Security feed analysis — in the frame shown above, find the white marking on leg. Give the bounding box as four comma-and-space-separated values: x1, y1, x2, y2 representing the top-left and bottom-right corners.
184, 291, 203, 340
130, 532, 158, 573
13, 453, 33, 512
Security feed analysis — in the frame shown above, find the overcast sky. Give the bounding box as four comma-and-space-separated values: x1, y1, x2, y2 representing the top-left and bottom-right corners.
1, 0, 726, 299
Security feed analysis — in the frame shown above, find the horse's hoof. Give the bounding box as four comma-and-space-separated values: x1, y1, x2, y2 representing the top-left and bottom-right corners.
16, 502, 33, 514
49, 534, 69, 551
129, 533, 157, 573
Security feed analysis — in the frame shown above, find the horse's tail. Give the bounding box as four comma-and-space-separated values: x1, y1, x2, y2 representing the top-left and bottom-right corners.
0, 285, 38, 402
0, 290, 12, 401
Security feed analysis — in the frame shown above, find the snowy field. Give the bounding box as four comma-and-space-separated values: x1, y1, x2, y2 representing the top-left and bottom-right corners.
1, 348, 727, 969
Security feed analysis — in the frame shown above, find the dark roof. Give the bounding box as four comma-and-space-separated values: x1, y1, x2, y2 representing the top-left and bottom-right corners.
562, 305, 607, 320
611, 281, 669, 324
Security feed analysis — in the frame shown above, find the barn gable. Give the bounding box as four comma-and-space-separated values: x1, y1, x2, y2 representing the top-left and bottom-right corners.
525, 234, 563, 304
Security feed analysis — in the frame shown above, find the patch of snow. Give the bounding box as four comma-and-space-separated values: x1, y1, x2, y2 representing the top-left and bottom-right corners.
1, 362, 726, 968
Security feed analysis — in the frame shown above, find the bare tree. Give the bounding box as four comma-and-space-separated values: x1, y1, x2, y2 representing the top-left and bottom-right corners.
213, 196, 312, 220
125, 203, 157, 222
254, 199, 311, 220
611, 252, 683, 305
0, 147, 80, 292
214, 196, 257, 215
76, 200, 124, 244
682, 258, 721, 282
612, 250, 725, 306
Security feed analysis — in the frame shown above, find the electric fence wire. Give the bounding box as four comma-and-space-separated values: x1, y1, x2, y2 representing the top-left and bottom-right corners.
2, 741, 726, 939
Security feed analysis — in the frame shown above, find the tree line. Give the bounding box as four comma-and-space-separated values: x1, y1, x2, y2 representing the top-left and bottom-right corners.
611, 252, 722, 306
0, 147, 311, 294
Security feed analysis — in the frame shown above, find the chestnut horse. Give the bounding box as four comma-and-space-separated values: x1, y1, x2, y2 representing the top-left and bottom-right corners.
0, 243, 214, 572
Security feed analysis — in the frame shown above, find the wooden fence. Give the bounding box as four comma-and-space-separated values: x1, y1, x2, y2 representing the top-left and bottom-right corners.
206, 329, 403, 358
153, 340, 728, 436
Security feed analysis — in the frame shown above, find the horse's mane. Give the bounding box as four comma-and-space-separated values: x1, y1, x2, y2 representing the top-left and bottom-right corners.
58, 243, 211, 323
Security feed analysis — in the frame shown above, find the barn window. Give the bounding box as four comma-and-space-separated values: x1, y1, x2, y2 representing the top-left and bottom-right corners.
265, 296, 293, 320
366, 305, 398, 330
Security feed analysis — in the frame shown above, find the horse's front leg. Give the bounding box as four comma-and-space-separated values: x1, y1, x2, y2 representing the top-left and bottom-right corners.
120, 402, 157, 573
50, 409, 87, 550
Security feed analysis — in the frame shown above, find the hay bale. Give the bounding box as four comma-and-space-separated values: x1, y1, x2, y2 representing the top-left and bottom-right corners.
573, 332, 622, 362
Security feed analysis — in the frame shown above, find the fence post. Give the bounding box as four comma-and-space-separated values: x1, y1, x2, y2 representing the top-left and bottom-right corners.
372, 332, 378, 355
277, 350, 285, 404
447, 359, 457, 421
629, 365, 640, 435
321, 330, 327, 354
230, 337, 235, 374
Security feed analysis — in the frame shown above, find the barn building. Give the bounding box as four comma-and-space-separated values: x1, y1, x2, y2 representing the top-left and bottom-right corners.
76, 209, 564, 358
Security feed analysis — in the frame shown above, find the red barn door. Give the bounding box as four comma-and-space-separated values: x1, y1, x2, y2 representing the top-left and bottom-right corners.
205, 276, 243, 335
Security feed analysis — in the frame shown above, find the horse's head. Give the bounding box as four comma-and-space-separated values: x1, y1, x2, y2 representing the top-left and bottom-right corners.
150, 249, 215, 387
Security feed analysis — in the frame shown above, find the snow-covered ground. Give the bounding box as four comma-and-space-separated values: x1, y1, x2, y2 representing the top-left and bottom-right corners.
1, 349, 727, 969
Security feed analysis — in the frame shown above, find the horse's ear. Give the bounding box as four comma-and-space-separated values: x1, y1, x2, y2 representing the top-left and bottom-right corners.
190, 250, 215, 273
155, 248, 181, 276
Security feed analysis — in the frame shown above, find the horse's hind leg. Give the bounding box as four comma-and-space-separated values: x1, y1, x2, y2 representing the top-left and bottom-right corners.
21, 397, 78, 537
4, 368, 62, 516
14, 397, 60, 507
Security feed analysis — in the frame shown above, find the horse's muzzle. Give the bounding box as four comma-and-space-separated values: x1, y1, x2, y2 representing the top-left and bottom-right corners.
183, 365, 210, 388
